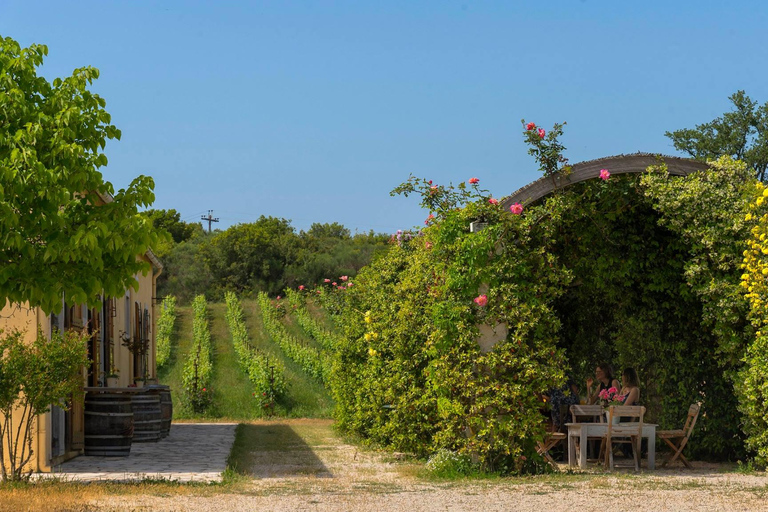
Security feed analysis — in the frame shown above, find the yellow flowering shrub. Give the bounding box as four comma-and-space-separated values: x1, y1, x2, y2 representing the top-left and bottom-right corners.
739, 181, 768, 465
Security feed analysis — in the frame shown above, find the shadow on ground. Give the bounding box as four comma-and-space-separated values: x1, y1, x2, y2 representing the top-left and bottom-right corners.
232, 424, 332, 479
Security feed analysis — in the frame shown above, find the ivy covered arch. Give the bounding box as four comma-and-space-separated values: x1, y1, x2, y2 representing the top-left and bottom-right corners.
329, 129, 758, 471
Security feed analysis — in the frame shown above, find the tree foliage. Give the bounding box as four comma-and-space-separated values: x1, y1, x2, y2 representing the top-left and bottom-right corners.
158, 218, 389, 302
666, 91, 768, 181
142, 209, 201, 246
0, 36, 159, 313
201, 216, 298, 297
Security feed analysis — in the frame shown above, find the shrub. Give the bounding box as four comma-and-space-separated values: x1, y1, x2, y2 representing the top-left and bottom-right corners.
0, 328, 89, 481
156, 295, 176, 368
425, 449, 475, 478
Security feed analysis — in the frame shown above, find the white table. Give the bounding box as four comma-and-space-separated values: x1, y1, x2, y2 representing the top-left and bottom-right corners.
566, 422, 657, 469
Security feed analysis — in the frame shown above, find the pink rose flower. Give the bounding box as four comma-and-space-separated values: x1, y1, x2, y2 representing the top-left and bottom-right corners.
510, 203, 524, 215
341, 275, 348, 281
332, 282, 337, 286
468, 177, 480, 185
599, 169, 610, 181
324, 278, 331, 283
488, 198, 499, 205
347, 282, 353, 287
537, 128, 545, 138
474, 294, 488, 307
276, 296, 281, 300
298, 285, 305, 290
526, 122, 536, 130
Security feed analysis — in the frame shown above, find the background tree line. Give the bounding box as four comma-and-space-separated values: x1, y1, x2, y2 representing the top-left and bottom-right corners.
142, 209, 391, 303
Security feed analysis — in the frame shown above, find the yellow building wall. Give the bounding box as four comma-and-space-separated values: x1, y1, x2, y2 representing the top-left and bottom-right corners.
0, 254, 160, 473
110, 255, 158, 385
0, 303, 56, 472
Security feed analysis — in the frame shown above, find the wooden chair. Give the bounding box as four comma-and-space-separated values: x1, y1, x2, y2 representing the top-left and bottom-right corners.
604, 405, 645, 471
657, 403, 700, 468
536, 432, 567, 467
536, 404, 573, 466
569, 405, 605, 462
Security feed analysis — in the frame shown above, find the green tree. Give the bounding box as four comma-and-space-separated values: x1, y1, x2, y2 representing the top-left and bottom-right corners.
286, 224, 389, 287
156, 232, 213, 304
142, 208, 202, 244
666, 90, 768, 180
200, 216, 299, 296
0, 36, 159, 313
304, 222, 351, 241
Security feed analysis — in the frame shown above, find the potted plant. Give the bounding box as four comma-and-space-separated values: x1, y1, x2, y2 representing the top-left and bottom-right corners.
106, 366, 120, 388
120, 329, 150, 389
598, 387, 627, 423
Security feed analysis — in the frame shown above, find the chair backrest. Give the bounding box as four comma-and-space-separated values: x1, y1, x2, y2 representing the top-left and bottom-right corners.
682, 403, 701, 439
606, 405, 645, 437
570, 404, 605, 423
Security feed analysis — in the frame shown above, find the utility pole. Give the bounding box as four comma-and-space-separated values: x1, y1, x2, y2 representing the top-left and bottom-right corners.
201, 210, 219, 233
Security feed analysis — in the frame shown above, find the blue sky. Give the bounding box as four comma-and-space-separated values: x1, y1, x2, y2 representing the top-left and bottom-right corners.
2, 1, 767, 233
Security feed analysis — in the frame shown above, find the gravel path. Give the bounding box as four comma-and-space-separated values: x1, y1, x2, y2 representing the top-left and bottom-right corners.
92, 475, 768, 512
87, 420, 768, 512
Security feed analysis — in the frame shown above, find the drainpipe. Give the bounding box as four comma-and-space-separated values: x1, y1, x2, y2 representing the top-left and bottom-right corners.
152, 263, 162, 379
35, 307, 41, 473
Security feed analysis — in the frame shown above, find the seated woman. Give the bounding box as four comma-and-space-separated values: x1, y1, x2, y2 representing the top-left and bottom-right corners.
585, 362, 621, 405
620, 367, 641, 406
548, 377, 580, 431
618, 367, 641, 457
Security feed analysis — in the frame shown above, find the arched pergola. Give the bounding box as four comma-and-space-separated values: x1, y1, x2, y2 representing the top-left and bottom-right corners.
501, 154, 710, 209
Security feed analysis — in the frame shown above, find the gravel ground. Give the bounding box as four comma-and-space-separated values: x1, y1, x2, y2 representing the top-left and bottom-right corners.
92, 475, 768, 512
88, 419, 768, 512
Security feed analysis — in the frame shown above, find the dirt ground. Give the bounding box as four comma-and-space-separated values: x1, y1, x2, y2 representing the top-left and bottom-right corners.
10, 419, 768, 512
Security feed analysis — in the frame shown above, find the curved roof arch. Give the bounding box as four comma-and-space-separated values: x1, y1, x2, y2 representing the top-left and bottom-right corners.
501, 153, 710, 210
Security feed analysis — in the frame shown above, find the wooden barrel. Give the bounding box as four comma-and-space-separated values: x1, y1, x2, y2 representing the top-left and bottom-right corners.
131, 393, 162, 443
84, 393, 133, 456
159, 388, 172, 437
146, 385, 173, 438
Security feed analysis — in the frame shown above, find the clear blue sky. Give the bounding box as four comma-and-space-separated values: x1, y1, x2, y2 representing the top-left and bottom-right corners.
2, 1, 767, 233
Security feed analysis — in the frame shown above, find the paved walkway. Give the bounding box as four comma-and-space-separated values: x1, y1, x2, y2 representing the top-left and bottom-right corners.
43, 423, 238, 483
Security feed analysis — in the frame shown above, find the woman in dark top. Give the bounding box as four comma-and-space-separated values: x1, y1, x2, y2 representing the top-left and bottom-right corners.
548, 378, 580, 431
620, 367, 641, 406
585, 362, 621, 404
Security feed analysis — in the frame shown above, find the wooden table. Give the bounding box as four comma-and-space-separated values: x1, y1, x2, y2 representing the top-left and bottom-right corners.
566, 422, 657, 469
